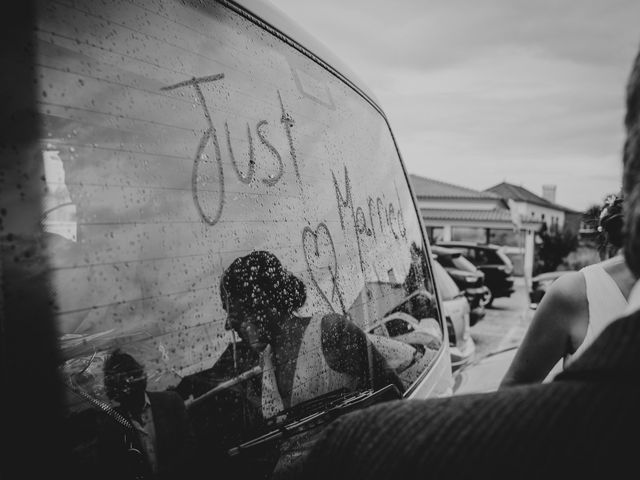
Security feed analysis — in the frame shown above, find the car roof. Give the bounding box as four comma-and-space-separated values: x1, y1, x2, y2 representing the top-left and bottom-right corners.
437, 241, 501, 251
233, 0, 381, 109
430, 245, 464, 256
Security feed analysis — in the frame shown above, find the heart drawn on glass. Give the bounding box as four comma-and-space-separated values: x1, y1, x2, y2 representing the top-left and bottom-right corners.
302, 223, 344, 313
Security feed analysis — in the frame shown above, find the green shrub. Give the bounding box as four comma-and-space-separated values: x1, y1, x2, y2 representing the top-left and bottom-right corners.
533, 225, 579, 275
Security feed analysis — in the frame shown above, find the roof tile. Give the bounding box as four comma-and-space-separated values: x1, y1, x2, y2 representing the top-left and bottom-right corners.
485, 182, 578, 213
410, 174, 500, 200
419, 208, 513, 222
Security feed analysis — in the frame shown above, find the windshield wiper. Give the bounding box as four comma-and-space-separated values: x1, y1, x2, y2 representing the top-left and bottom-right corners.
227, 384, 401, 457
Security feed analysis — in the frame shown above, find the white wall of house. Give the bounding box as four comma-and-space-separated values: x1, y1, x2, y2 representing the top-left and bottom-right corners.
424, 215, 541, 281
514, 201, 566, 229
441, 225, 452, 241
524, 229, 535, 289
414, 192, 544, 281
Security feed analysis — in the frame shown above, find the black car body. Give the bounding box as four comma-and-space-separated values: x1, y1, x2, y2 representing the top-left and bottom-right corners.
430, 245, 488, 325
435, 242, 515, 306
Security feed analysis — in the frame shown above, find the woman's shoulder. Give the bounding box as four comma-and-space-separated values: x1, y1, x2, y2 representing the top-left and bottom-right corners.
320, 312, 357, 331
319, 313, 367, 347
539, 271, 586, 313
529, 271, 589, 347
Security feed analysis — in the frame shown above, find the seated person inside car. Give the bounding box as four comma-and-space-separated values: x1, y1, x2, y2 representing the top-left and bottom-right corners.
220, 250, 405, 421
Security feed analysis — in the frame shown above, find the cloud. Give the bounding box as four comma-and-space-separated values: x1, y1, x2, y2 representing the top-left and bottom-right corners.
268, 0, 640, 210
274, 0, 639, 71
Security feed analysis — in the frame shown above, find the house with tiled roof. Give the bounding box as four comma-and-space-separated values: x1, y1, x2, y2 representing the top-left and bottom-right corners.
409, 175, 541, 241
409, 175, 543, 280
410, 175, 584, 281
485, 182, 581, 234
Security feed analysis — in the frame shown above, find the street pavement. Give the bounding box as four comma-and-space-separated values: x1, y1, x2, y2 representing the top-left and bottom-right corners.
452, 277, 533, 395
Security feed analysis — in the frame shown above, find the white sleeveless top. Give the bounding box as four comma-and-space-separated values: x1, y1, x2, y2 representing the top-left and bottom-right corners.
261, 314, 357, 418
564, 261, 628, 366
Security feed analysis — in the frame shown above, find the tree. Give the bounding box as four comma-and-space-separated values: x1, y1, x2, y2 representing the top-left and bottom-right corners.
533, 223, 579, 275
583, 204, 601, 231
582, 193, 621, 256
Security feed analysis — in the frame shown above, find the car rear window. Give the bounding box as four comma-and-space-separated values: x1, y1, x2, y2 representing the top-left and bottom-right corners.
497, 249, 514, 268
472, 248, 503, 266
23, 0, 446, 477
437, 253, 477, 273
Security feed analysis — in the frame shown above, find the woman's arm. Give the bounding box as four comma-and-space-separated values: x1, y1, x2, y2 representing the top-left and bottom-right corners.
499, 271, 588, 388
320, 313, 405, 393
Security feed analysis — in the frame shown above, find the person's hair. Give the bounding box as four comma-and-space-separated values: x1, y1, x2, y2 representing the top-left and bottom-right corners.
104, 349, 144, 376
103, 349, 145, 398
598, 194, 624, 249
623, 45, 640, 277
220, 250, 306, 315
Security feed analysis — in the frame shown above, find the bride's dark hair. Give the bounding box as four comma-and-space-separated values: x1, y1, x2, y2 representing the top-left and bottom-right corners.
220, 250, 307, 315
598, 193, 624, 250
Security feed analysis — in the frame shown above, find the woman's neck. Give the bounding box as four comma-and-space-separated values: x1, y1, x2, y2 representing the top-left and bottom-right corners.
602, 254, 636, 299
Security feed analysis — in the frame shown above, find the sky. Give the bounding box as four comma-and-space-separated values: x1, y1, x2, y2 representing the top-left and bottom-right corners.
267, 0, 640, 212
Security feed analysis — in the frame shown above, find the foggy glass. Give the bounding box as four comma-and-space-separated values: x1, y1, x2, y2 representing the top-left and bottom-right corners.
32, 0, 445, 476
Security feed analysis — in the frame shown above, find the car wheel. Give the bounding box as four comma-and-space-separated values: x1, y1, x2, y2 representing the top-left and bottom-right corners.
482, 289, 493, 308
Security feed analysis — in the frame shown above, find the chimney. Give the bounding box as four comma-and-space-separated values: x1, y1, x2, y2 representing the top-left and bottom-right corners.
542, 184, 556, 203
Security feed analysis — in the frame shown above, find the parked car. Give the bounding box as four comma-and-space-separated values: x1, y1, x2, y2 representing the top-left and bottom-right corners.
431, 245, 489, 325
4, 1, 455, 478
436, 241, 515, 306
432, 260, 476, 370
529, 270, 577, 308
